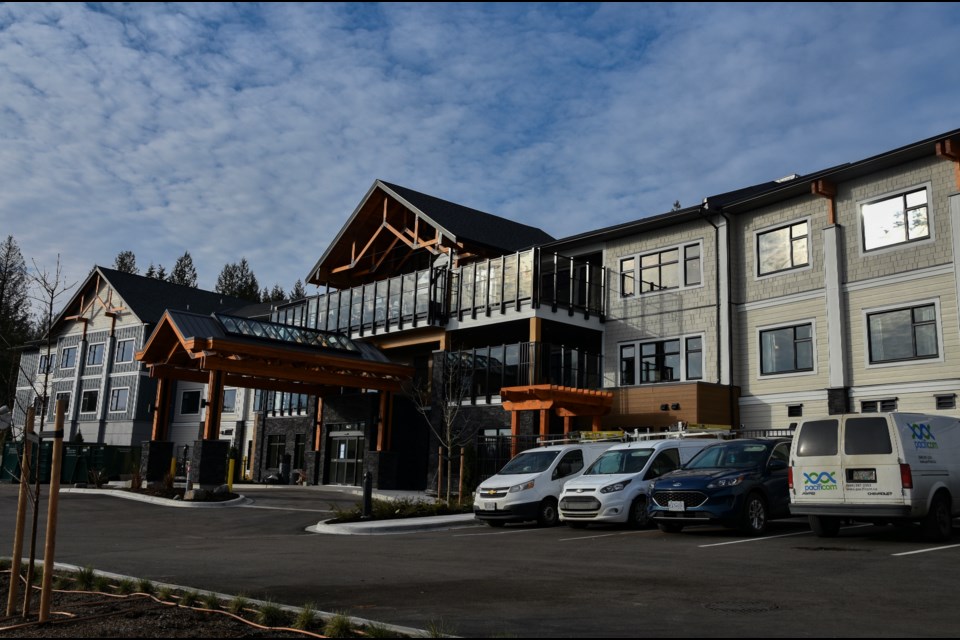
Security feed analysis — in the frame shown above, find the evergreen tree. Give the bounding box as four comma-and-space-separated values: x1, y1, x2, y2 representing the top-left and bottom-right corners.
266, 283, 286, 302
168, 251, 199, 287
144, 263, 156, 279
153, 264, 167, 280
216, 258, 260, 301
113, 250, 138, 274
290, 279, 307, 300
0, 236, 32, 407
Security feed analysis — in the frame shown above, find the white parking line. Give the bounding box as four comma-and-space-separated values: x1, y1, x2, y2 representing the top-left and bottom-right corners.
892, 543, 960, 557
559, 530, 658, 542
698, 530, 813, 547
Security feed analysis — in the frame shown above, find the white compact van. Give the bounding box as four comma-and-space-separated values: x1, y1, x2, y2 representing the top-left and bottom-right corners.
473, 441, 618, 527
558, 437, 721, 528
789, 412, 960, 540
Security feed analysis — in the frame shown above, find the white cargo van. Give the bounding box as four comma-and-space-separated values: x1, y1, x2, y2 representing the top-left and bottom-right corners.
789, 412, 960, 540
558, 437, 721, 528
473, 441, 617, 527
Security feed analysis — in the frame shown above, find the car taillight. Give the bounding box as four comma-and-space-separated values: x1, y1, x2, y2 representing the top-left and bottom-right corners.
900, 463, 913, 489
788, 466, 793, 489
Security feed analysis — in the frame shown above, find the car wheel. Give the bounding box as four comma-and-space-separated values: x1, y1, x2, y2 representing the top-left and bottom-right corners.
485, 520, 506, 528
809, 515, 840, 538
657, 521, 684, 533
921, 493, 952, 542
536, 497, 559, 527
741, 492, 768, 535
627, 496, 650, 529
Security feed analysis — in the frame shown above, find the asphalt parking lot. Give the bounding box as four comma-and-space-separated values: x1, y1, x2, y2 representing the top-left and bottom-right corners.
2, 484, 960, 637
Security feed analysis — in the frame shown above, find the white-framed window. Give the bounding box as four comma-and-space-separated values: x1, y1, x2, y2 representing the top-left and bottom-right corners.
861, 186, 929, 252
109, 387, 129, 412
756, 219, 809, 277
180, 390, 202, 415
80, 390, 99, 414
54, 391, 71, 415
759, 322, 814, 376
87, 343, 105, 366
222, 388, 237, 414
60, 346, 77, 369
867, 302, 939, 364
619, 241, 702, 297
38, 354, 51, 375
619, 333, 704, 385
115, 339, 136, 363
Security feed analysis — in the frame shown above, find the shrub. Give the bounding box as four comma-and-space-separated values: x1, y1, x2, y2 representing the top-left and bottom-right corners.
255, 600, 288, 627
88, 468, 109, 488
323, 611, 355, 638
293, 603, 317, 630
227, 594, 249, 616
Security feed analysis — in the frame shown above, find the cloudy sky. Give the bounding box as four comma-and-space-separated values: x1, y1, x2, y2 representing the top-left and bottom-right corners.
2, 2, 959, 303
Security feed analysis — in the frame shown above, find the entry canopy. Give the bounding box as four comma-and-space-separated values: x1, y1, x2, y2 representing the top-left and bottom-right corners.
137, 310, 411, 394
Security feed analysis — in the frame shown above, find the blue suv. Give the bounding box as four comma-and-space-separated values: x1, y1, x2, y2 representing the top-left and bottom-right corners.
648, 438, 792, 535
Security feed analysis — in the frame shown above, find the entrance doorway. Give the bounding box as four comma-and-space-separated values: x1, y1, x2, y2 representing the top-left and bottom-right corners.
327, 425, 366, 486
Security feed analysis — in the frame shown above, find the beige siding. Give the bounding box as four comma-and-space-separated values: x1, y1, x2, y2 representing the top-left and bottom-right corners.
739, 394, 829, 431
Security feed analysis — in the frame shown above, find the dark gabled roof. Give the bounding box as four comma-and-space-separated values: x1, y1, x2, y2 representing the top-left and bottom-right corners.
378, 181, 555, 252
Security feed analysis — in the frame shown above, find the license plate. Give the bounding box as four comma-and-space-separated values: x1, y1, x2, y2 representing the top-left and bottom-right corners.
849, 469, 876, 483
484, 501, 497, 511
669, 500, 685, 512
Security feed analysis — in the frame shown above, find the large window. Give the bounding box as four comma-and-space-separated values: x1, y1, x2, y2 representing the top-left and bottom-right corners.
861, 188, 929, 252
620, 345, 636, 385
109, 388, 129, 412
641, 339, 680, 382
266, 435, 286, 468
757, 220, 808, 276
180, 390, 202, 415
620, 242, 702, 297
620, 336, 703, 385
115, 339, 135, 363
222, 388, 237, 413
80, 390, 99, 414
60, 346, 77, 369
867, 303, 938, 363
87, 343, 104, 366
760, 323, 813, 375
685, 337, 703, 380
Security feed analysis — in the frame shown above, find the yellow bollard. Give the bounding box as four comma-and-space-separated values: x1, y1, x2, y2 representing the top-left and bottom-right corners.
227, 458, 235, 492
169, 456, 177, 481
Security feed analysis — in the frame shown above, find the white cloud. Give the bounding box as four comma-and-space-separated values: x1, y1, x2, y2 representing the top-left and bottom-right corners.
0, 2, 958, 306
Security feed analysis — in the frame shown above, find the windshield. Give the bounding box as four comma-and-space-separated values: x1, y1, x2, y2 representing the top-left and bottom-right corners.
584, 449, 653, 475
685, 443, 769, 470
498, 450, 560, 475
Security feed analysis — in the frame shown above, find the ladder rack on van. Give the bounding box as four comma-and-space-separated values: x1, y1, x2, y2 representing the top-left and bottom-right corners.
535, 431, 628, 445
627, 422, 735, 441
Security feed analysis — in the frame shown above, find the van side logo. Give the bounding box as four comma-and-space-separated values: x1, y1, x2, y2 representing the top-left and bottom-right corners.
802, 471, 837, 491
909, 423, 939, 449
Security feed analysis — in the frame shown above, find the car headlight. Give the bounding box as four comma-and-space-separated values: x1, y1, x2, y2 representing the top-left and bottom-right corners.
708, 474, 745, 488
509, 480, 535, 493
600, 479, 632, 494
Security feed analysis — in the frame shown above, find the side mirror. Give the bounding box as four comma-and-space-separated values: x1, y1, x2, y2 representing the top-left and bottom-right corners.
768, 458, 788, 472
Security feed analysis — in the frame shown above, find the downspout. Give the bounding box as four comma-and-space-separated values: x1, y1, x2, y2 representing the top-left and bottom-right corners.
700, 200, 735, 427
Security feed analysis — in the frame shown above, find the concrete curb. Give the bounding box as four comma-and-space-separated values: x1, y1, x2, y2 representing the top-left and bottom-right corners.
60, 487, 252, 508
307, 513, 480, 535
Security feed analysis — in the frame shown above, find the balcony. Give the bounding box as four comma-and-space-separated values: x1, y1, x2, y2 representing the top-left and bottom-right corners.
273, 248, 605, 336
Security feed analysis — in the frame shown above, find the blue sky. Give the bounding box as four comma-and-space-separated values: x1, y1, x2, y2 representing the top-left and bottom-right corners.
2, 2, 960, 300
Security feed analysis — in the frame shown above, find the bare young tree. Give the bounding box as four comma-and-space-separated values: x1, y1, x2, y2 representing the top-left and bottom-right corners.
404, 349, 474, 503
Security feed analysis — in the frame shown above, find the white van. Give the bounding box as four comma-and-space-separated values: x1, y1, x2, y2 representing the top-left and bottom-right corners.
558, 437, 721, 528
789, 412, 960, 541
473, 441, 617, 527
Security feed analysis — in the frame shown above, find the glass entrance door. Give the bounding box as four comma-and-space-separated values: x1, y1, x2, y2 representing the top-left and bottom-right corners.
328, 432, 365, 486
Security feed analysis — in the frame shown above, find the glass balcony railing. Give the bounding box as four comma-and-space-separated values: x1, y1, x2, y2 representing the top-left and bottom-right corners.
272, 248, 606, 334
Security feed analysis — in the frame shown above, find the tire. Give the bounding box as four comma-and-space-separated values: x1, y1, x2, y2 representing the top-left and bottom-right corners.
627, 496, 650, 529
485, 520, 506, 528
657, 521, 684, 533
741, 492, 768, 535
809, 515, 841, 538
536, 497, 559, 527
921, 493, 953, 542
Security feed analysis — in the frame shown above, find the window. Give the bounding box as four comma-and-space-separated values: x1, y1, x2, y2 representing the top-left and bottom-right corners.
80, 390, 98, 413
222, 388, 237, 414
640, 339, 681, 383
640, 248, 678, 292
115, 339, 135, 363
87, 343, 104, 366
60, 346, 77, 369
38, 355, 51, 375
620, 257, 635, 297
862, 188, 928, 251
180, 390, 202, 415
684, 244, 702, 286
760, 323, 813, 375
757, 221, 808, 276
109, 388, 129, 412
620, 345, 636, 386
555, 450, 584, 479
266, 435, 286, 468
868, 304, 937, 363
294, 434, 306, 469
796, 419, 838, 457
685, 337, 703, 381
861, 399, 897, 413
845, 417, 893, 454
54, 391, 70, 415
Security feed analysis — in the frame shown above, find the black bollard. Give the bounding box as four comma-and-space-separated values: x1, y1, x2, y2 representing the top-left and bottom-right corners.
361, 471, 373, 519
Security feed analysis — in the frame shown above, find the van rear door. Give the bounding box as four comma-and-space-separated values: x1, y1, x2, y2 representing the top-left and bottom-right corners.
838, 415, 905, 506
791, 418, 844, 507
